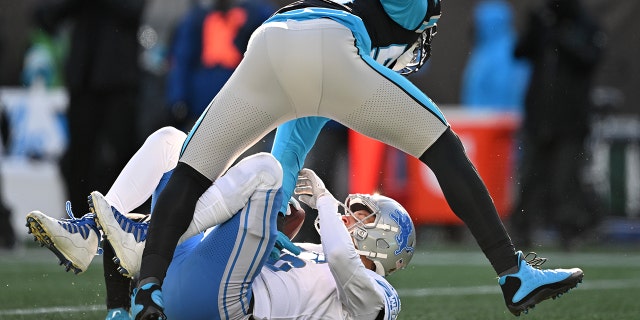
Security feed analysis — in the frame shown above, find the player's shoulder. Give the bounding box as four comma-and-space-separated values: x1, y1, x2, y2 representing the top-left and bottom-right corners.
365, 270, 401, 320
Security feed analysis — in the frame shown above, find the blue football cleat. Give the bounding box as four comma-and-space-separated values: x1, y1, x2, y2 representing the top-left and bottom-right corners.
499, 251, 583, 316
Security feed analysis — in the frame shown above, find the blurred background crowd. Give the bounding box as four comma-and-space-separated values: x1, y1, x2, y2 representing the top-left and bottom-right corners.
0, 0, 638, 252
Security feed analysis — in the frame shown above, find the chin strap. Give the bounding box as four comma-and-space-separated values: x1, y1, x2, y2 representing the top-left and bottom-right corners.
355, 249, 388, 277
373, 260, 387, 277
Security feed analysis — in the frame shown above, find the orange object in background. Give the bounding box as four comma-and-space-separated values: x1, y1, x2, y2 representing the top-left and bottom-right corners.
348, 109, 520, 225
348, 130, 386, 194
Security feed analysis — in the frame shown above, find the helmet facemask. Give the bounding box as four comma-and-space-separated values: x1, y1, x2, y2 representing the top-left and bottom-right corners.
398, 25, 438, 76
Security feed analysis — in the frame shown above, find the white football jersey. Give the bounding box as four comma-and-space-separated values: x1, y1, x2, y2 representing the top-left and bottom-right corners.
252, 244, 399, 320
251, 244, 346, 319
251, 196, 401, 320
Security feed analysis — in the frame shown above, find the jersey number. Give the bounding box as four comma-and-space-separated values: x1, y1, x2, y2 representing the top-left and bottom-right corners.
265, 252, 326, 272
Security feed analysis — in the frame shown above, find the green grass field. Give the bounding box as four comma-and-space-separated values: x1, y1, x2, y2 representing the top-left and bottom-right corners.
1, 243, 639, 319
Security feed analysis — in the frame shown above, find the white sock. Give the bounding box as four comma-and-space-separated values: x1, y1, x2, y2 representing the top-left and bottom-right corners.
178, 185, 234, 244
177, 153, 282, 244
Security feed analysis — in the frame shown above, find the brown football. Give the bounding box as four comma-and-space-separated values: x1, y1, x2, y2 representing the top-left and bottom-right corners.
283, 203, 306, 239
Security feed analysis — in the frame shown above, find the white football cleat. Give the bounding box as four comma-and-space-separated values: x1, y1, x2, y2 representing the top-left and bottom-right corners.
89, 191, 146, 278
25, 204, 100, 274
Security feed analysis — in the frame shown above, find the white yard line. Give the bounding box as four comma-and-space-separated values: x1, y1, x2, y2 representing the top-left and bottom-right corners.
0, 304, 103, 316
410, 251, 640, 267
2, 279, 640, 316
2, 250, 638, 316
396, 278, 640, 297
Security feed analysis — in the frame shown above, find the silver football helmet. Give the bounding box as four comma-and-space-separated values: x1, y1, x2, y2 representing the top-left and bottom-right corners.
344, 194, 416, 276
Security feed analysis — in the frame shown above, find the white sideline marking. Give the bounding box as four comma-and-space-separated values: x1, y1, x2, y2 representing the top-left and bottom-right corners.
397, 278, 640, 297
0, 304, 102, 316
410, 251, 640, 267
2, 279, 639, 316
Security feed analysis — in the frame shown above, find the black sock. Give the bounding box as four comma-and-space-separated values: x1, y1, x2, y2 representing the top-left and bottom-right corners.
420, 128, 517, 275
103, 240, 132, 310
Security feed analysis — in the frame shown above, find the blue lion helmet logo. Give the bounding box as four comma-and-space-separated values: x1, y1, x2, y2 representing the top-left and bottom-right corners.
389, 209, 414, 256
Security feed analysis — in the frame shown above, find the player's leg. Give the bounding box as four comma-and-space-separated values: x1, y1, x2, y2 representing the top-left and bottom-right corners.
163, 187, 282, 319
178, 152, 285, 244
418, 128, 517, 272
90, 127, 185, 278
26, 207, 144, 319
307, 20, 582, 316
417, 124, 582, 315
103, 239, 133, 320
25, 205, 100, 274
100, 147, 285, 318
27, 127, 184, 320
138, 153, 283, 319
135, 22, 298, 302
25, 126, 183, 275
104, 126, 185, 214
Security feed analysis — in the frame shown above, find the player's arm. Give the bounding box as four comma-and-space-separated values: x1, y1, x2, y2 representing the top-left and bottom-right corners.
317, 196, 386, 318
271, 117, 330, 214
296, 169, 385, 318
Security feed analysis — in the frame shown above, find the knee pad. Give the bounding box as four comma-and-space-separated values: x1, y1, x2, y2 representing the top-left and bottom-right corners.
180, 153, 283, 243
226, 152, 283, 190
147, 126, 187, 148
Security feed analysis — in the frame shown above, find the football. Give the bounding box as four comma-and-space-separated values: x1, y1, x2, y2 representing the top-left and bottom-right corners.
283, 202, 306, 239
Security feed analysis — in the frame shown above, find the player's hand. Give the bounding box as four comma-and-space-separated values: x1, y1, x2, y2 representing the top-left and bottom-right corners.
270, 231, 301, 260
285, 196, 303, 216
295, 168, 332, 209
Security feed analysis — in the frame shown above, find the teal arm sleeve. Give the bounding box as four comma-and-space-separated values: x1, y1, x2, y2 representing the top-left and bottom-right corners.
271, 117, 330, 213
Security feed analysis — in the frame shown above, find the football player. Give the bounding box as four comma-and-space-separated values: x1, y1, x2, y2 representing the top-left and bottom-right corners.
28, 127, 416, 318
26, 126, 187, 319
27, 121, 325, 319
92, 161, 414, 319
135, 0, 584, 318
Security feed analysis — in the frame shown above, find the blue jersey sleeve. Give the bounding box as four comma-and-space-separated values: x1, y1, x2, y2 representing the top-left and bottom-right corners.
270, 117, 330, 213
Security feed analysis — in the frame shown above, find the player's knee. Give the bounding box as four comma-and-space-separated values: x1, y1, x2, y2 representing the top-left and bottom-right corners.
236, 152, 283, 189
146, 126, 187, 147
419, 127, 465, 169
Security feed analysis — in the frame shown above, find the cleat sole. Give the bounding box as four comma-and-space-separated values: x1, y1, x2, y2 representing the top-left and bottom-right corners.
89, 192, 141, 278
25, 216, 84, 275
508, 271, 583, 316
